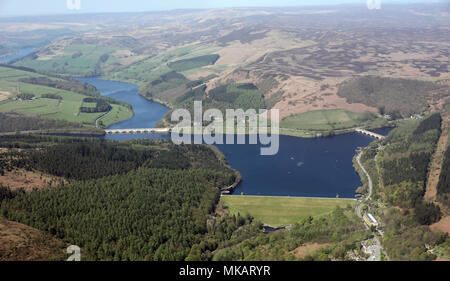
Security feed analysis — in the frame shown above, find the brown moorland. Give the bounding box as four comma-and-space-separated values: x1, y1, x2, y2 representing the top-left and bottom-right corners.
0, 218, 65, 261
290, 243, 331, 259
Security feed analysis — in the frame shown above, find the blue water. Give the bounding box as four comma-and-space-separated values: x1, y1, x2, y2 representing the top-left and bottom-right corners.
0, 47, 36, 64
217, 134, 377, 198
75, 77, 170, 129
79, 77, 393, 198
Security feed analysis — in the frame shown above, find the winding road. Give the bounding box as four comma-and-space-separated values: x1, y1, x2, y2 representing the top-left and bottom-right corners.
357, 150, 373, 201
355, 148, 390, 261
355, 150, 373, 218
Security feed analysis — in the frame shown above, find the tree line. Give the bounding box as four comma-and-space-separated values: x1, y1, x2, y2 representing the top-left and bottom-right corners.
379, 113, 442, 217
437, 145, 450, 206
0, 113, 82, 133
0, 136, 243, 261
80, 99, 112, 113
20, 77, 100, 97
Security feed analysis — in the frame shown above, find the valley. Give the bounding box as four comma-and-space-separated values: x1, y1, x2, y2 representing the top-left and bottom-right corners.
0, 2, 449, 263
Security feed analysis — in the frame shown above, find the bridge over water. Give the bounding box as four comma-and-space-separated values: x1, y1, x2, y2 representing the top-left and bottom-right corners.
104, 127, 386, 139
105, 128, 170, 135
354, 128, 385, 140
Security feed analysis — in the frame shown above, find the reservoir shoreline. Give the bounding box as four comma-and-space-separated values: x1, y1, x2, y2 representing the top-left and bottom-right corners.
221, 194, 357, 200
73, 77, 392, 198
89, 76, 394, 139
1, 49, 392, 198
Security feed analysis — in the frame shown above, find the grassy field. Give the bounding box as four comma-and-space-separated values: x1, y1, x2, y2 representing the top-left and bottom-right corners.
221, 195, 355, 226
97, 104, 133, 128
105, 45, 220, 84
15, 44, 118, 76
280, 109, 387, 131
0, 66, 131, 127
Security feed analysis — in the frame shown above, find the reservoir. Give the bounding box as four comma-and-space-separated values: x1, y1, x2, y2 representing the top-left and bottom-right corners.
79, 77, 391, 198
76, 78, 171, 129
0, 47, 36, 64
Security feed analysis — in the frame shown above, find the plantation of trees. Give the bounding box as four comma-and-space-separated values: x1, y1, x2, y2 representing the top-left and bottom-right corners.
378, 113, 442, 215
373, 113, 449, 260
80, 99, 112, 113
337, 76, 439, 117
168, 54, 220, 72
413, 113, 442, 135
206, 83, 265, 111
175, 85, 207, 104
0, 136, 242, 260
140, 71, 189, 100
1, 168, 230, 260
437, 145, 450, 206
